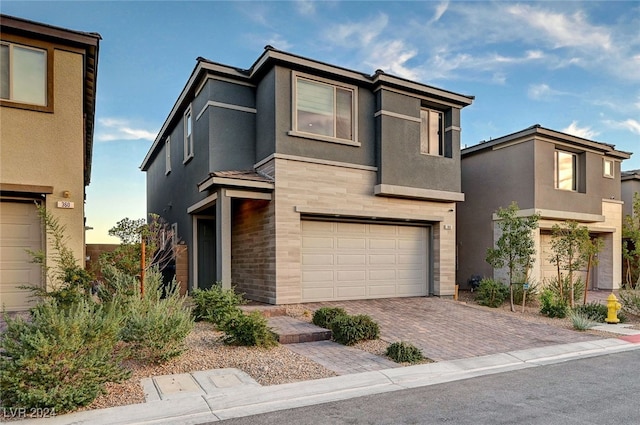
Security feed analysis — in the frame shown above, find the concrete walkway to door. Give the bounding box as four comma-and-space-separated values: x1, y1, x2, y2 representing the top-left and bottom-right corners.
299, 297, 600, 362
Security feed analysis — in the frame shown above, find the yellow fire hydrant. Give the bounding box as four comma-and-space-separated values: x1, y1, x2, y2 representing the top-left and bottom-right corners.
605, 293, 621, 324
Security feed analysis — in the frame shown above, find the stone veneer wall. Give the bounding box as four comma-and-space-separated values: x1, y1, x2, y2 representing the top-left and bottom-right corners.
231, 198, 277, 303
257, 156, 458, 304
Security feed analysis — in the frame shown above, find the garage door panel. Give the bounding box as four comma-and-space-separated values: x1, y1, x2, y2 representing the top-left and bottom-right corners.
301, 220, 428, 302
302, 220, 334, 233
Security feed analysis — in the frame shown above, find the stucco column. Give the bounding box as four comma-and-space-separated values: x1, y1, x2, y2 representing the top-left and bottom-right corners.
216, 189, 232, 289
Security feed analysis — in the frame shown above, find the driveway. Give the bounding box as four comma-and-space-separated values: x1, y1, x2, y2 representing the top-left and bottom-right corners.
300, 297, 600, 362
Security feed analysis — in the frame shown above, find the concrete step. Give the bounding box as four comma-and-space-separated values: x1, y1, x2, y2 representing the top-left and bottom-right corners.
267, 316, 332, 344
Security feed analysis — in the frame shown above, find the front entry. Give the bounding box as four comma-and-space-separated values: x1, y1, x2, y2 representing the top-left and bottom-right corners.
197, 218, 216, 289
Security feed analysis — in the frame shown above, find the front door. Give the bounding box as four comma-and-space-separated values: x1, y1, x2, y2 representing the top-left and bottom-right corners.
197, 218, 216, 290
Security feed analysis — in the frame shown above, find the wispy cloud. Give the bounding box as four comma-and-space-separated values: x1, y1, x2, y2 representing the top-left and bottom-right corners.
605, 118, 640, 135
265, 34, 293, 51
295, 0, 315, 16
365, 40, 418, 80
326, 13, 388, 48
96, 118, 157, 142
527, 83, 568, 101
430, 1, 449, 23
563, 121, 599, 139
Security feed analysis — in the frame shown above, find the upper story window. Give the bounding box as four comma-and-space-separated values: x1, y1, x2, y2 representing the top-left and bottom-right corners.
555, 150, 577, 191
183, 107, 193, 163
292, 72, 357, 146
603, 158, 614, 179
165, 136, 171, 175
0, 41, 47, 107
420, 108, 443, 156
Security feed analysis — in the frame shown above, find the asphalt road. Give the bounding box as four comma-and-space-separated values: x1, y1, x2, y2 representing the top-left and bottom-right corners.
211, 350, 640, 425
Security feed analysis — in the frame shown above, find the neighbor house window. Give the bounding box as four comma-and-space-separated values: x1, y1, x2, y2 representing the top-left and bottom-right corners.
293, 73, 355, 143
165, 136, 171, 175
555, 150, 577, 191
183, 107, 193, 162
171, 223, 178, 246
603, 158, 614, 179
0, 41, 47, 106
420, 109, 443, 156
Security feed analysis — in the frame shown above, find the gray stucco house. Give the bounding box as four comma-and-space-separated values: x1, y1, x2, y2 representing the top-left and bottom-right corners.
622, 170, 640, 218
140, 47, 473, 304
457, 125, 631, 291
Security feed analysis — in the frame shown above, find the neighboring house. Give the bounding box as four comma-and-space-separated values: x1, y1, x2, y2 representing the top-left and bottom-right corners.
141, 46, 473, 304
621, 170, 640, 218
0, 15, 100, 311
458, 125, 631, 291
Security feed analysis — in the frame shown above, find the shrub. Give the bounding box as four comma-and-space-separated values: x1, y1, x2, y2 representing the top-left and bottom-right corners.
539, 288, 568, 318
331, 314, 380, 346
191, 284, 246, 326
475, 278, 509, 308
386, 341, 424, 364
311, 307, 347, 329
220, 311, 278, 348
117, 269, 194, 363
619, 290, 640, 316
0, 299, 129, 413
569, 310, 596, 331
573, 302, 608, 323
547, 275, 584, 304
512, 281, 540, 305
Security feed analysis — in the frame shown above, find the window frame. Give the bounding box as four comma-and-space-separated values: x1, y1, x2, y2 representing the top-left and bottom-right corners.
165, 136, 171, 175
289, 71, 359, 147
0, 36, 54, 113
420, 108, 444, 156
183, 106, 193, 163
603, 158, 614, 179
554, 150, 578, 191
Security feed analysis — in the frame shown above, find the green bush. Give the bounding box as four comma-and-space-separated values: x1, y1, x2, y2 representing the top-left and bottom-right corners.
191, 284, 246, 326
311, 307, 347, 328
220, 311, 278, 348
331, 314, 380, 346
569, 310, 596, 331
476, 278, 509, 308
0, 299, 129, 413
547, 275, 584, 304
117, 268, 194, 363
512, 281, 540, 305
619, 290, 640, 316
573, 302, 608, 323
385, 341, 424, 363
539, 288, 568, 318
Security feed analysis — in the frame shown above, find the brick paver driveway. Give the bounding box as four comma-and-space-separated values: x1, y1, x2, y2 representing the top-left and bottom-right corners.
302, 297, 600, 362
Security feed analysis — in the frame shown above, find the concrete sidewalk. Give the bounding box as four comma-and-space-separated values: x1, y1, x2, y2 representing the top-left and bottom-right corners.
17, 334, 640, 425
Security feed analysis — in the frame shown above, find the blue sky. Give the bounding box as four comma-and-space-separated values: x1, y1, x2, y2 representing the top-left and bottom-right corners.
3, 1, 639, 243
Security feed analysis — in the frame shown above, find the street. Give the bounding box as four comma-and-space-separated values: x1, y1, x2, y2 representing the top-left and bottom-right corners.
212, 350, 640, 425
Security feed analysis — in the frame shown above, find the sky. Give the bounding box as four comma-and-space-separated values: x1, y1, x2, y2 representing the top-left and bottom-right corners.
2, 0, 639, 243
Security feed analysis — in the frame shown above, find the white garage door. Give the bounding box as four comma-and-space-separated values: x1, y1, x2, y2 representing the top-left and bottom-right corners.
0, 201, 43, 311
301, 220, 428, 302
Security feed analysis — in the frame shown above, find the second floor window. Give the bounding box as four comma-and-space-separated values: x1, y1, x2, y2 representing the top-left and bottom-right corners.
555, 150, 577, 191
294, 75, 354, 142
603, 158, 614, 178
420, 109, 443, 156
0, 42, 47, 106
183, 107, 193, 162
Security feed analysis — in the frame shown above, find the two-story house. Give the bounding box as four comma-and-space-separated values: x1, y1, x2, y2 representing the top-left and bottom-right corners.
458, 125, 631, 291
0, 15, 100, 311
622, 170, 640, 218
141, 46, 473, 304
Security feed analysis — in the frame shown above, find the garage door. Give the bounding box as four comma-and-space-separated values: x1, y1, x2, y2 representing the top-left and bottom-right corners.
0, 201, 43, 311
301, 220, 428, 302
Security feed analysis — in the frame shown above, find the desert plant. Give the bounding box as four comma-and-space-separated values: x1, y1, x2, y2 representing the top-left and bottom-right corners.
220, 311, 278, 348
475, 278, 509, 308
539, 288, 568, 318
547, 275, 584, 305
190, 284, 246, 326
573, 302, 608, 323
512, 281, 540, 306
117, 268, 194, 363
331, 314, 380, 346
568, 310, 596, 331
0, 299, 129, 413
619, 290, 640, 316
311, 307, 347, 329
385, 341, 424, 363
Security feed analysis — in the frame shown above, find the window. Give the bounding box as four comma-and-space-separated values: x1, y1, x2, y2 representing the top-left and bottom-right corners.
420, 109, 443, 156
183, 107, 193, 162
0, 42, 47, 106
555, 150, 577, 191
293, 74, 355, 143
165, 137, 171, 175
171, 223, 178, 246
603, 158, 614, 178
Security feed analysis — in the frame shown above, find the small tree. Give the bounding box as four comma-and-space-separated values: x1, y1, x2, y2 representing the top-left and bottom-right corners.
581, 236, 603, 305
548, 221, 590, 309
622, 192, 640, 289
486, 202, 540, 312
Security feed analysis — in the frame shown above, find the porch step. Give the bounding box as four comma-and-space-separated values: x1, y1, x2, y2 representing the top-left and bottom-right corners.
240, 304, 287, 317
267, 316, 332, 344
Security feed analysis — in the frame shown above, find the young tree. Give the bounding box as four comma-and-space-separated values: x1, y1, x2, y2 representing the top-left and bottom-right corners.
581, 236, 604, 305
486, 202, 540, 312
623, 192, 640, 289
548, 221, 590, 308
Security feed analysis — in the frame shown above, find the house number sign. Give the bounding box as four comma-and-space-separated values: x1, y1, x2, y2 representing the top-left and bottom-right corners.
56, 201, 75, 209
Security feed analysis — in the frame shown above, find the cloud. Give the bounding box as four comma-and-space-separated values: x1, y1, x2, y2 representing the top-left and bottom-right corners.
562, 121, 600, 139
605, 118, 640, 135
430, 1, 449, 23
365, 40, 418, 80
325, 13, 388, 48
264, 34, 293, 51
96, 118, 157, 142
527, 83, 568, 101
295, 0, 315, 16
